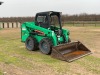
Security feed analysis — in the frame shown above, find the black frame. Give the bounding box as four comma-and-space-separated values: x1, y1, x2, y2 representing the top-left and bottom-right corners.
35, 13, 49, 28
35, 11, 62, 30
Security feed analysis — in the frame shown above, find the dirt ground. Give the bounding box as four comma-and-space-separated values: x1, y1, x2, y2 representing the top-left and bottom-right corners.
0, 27, 100, 75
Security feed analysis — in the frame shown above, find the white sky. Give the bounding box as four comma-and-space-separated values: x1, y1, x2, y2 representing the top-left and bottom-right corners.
0, 0, 100, 17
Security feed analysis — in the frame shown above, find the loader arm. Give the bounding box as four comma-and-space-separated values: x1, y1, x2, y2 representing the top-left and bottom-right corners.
21, 22, 58, 46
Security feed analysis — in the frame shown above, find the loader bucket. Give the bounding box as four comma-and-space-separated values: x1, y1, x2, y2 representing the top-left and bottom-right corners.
51, 41, 92, 62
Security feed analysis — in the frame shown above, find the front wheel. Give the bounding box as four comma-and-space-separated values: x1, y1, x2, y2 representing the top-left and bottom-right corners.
39, 38, 52, 55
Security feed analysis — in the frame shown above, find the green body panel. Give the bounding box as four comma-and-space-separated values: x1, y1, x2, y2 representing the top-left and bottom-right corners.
21, 22, 69, 46
62, 29, 69, 42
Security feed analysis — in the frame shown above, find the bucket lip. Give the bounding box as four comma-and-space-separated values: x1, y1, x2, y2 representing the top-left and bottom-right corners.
67, 52, 92, 62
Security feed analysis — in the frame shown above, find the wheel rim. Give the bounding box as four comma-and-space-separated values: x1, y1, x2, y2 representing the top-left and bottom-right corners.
27, 39, 33, 50
41, 41, 49, 53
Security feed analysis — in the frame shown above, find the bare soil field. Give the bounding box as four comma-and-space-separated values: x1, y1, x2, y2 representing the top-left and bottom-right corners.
0, 27, 100, 75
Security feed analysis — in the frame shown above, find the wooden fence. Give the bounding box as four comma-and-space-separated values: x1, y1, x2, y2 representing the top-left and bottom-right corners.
62, 21, 100, 27
0, 22, 21, 28
0, 22, 100, 28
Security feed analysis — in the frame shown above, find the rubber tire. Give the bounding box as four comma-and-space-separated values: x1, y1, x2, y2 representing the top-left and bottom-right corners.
25, 37, 37, 51
39, 38, 52, 55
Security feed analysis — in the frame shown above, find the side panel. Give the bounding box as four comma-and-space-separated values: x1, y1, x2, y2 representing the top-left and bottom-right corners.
21, 22, 58, 46
32, 35, 46, 43
21, 23, 30, 42
62, 29, 69, 42
50, 31, 58, 46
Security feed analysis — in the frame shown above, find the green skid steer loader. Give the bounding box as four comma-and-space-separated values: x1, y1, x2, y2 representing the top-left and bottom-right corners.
21, 11, 91, 62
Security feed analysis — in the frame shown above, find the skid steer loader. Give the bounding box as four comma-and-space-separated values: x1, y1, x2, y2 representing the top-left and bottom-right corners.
21, 11, 91, 62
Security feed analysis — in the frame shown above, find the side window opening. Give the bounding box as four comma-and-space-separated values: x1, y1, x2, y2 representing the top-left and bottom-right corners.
37, 16, 47, 23
50, 15, 59, 26
36, 15, 49, 28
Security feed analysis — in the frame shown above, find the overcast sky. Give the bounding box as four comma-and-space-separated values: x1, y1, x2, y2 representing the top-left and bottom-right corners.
0, 0, 100, 17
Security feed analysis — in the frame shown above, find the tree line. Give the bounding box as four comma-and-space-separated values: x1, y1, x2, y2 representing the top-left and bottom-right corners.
0, 14, 100, 23
62, 13, 100, 21
0, 17, 34, 22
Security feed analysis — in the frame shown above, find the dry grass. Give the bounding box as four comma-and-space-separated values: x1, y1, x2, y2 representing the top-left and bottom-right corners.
0, 27, 100, 75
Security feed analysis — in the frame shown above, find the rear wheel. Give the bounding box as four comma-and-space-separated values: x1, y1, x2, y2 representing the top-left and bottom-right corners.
25, 37, 37, 51
39, 38, 52, 54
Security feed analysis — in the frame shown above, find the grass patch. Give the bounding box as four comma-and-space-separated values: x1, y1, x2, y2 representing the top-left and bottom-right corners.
76, 56, 100, 74
0, 71, 3, 75
0, 28, 100, 75
0, 50, 35, 70
0, 28, 3, 30
0, 34, 71, 74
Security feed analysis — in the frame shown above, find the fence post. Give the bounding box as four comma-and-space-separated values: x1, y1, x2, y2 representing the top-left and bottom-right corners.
12, 22, 14, 28
3, 23, 4, 28
7, 22, 9, 28
0, 22, 1, 28
20, 22, 22, 28
16, 22, 18, 28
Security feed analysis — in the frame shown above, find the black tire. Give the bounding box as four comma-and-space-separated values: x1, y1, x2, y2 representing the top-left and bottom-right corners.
39, 38, 52, 55
25, 37, 37, 51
